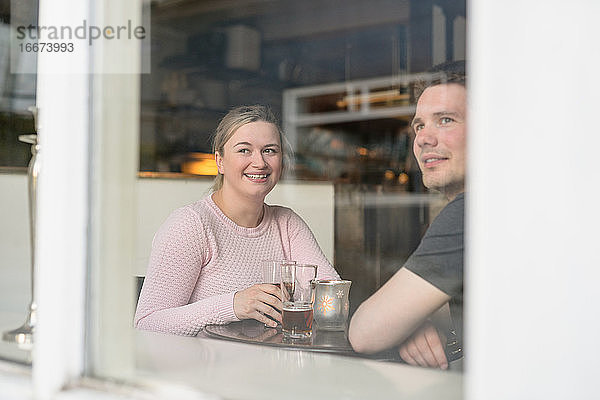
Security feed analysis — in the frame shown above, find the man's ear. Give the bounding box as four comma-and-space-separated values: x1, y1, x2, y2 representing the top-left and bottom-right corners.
215, 151, 224, 174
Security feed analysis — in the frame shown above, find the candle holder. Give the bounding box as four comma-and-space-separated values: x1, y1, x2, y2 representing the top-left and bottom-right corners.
2, 106, 39, 350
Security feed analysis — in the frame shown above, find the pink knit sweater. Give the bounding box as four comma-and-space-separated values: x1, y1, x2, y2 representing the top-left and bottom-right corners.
134, 195, 340, 336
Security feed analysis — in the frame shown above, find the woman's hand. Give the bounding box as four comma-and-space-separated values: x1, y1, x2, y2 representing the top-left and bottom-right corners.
233, 284, 282, 327
398, 321, 448, 369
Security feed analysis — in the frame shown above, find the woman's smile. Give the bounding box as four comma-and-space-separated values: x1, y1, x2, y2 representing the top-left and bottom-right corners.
244, 173, 270, 183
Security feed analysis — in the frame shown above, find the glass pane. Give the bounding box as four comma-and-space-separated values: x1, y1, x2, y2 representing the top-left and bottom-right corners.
136, 0, 463, 323
94, 0, 465, 395
0, 0, 38, 364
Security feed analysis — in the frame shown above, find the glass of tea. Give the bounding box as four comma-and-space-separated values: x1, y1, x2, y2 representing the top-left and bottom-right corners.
261, 260, 296, 327
262, 260, 295, 286
280, 263, 317, 339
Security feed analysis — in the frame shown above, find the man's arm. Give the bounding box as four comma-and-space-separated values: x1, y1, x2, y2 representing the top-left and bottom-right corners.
348, 267, 450, 354
398, 321, 448, 369
397, 303, 452, 369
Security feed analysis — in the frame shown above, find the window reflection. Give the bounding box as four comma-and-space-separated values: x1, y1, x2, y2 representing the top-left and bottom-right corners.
141, 0, 414, 175
139, 0, 464, 323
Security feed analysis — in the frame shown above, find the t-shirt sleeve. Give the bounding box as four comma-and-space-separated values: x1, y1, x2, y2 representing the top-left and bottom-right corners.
134, 207, 239, 336
285, 210, 341, 280
403, 195, 464, 297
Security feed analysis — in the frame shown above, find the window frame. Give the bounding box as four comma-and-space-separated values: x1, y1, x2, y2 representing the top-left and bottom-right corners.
3, 0, 600, 399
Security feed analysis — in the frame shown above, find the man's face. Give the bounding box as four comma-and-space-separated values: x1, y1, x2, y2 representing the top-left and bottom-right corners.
412, 83, 467, 200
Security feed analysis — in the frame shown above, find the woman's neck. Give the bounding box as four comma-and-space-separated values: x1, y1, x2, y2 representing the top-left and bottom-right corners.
212, 189, 265, 228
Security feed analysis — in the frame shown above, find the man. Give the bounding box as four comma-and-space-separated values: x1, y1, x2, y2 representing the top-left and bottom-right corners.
348, 66, 466, 370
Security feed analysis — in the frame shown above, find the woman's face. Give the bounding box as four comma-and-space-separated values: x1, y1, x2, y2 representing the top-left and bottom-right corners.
216, 121, 283, 201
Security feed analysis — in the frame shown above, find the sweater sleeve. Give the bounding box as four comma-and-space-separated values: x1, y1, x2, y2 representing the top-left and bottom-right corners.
284, 210, 341, 280
134, 207, 239, 336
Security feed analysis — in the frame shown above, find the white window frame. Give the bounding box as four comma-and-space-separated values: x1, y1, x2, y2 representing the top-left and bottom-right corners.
0, 0, 142, 398
31, 0, 90, 396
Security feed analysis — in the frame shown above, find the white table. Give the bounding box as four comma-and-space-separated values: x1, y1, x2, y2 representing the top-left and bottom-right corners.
133, 329, 463, 399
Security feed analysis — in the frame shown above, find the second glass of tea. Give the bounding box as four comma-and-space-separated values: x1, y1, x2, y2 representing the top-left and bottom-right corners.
280, 263, 317, 339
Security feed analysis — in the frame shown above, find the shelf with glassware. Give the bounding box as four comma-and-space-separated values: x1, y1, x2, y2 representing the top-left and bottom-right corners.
290, 123, 417, 189
283, 72, 441, 187
283, 72, 436, 124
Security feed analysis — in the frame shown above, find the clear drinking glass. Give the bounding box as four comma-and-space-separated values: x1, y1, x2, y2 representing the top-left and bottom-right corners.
261, 260, 295, 327
262, 260, 295, 285
280, 264, 317, 339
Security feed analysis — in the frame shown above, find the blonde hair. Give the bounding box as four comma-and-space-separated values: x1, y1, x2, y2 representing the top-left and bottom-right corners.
211, 105, 290, 192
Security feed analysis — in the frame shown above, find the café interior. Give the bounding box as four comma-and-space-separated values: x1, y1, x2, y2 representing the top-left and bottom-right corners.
1, 0, 599, 399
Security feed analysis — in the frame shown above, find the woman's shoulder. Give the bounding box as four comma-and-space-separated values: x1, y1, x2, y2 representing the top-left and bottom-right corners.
186, 195, 216, 216
150, 199, 213, 261
265, 204, 310, 230
161, 197, 213, 228
265, 203, 297, 220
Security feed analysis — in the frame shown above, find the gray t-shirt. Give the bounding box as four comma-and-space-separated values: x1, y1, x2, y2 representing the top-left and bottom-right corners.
404, 192, 464, 350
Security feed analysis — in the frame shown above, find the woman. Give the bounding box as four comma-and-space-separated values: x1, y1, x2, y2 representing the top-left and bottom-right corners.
135, 105, 339, 335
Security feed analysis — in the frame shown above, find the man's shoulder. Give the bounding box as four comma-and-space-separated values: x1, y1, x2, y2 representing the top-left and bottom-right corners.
435, 193, 465, 223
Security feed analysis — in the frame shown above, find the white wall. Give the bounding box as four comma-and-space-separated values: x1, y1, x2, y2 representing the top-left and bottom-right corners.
0, 175, 33, 363
0, 174, 31, 317
134, 178, 334, 276
1, 175, 333, 301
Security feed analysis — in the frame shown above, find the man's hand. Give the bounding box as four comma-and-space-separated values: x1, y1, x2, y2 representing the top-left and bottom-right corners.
233, 284, 282, 328
398, 321, 448, 369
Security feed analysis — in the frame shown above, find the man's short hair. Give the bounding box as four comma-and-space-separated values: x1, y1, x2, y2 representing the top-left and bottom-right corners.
413, 60, 466, 101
